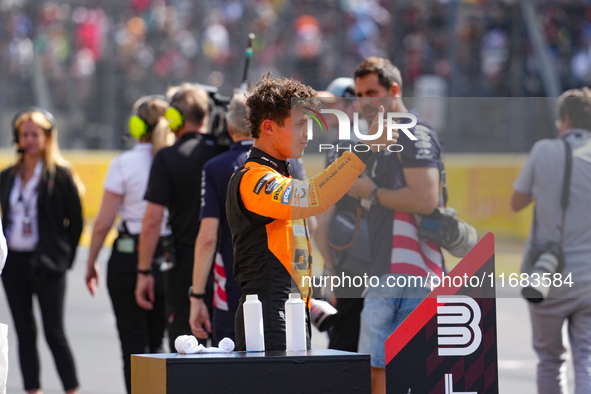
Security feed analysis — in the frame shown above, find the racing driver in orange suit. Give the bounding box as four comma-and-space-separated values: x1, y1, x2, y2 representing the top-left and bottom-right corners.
227, 75, 396, 351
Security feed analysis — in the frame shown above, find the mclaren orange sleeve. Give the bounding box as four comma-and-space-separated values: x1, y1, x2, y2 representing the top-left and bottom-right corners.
240, 151, 366, 220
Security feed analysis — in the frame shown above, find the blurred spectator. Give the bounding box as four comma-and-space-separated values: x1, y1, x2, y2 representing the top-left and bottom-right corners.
4, 1, 591, 150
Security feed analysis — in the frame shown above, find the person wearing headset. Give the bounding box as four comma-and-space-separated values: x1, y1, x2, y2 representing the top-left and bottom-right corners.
0, 108, 84, 394
84, 96, 174, 393
135, 83, 226, 350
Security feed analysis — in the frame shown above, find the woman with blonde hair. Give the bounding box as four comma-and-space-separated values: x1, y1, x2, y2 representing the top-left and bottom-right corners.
0, 108, 84, 394
84, 95, 173, 393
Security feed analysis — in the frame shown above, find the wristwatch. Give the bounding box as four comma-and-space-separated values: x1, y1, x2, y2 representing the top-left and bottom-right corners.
188, 286, 207, 300
369, 187, 380, 205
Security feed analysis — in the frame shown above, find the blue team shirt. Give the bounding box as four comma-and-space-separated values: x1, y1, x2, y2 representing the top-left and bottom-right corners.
367, 121, 443, 277
200, 140, 254, 310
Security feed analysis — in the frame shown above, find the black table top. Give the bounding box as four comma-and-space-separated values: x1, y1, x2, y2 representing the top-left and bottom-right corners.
133, 349, 370, 364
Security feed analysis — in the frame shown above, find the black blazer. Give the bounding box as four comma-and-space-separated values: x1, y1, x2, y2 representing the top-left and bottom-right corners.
0, 164, 83, 273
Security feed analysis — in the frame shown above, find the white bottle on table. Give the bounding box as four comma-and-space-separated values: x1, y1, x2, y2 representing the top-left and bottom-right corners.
285, 293, 307, 352
243, 294, 265, 352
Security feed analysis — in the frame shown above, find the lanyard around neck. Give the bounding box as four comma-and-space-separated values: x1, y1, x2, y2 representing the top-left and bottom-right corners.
18, 176, 39, 219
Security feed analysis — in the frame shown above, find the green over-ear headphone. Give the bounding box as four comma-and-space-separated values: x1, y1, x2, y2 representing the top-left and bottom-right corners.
128, 95, 167, 139
164, 106, 185, 132
128, 115, 148, 139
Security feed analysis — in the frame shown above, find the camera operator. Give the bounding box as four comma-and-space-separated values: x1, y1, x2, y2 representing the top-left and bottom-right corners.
135, 83, 226, 350
512, 88, 591, 394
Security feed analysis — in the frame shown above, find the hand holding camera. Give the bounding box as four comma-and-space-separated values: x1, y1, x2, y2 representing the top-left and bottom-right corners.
417, 207, 478, 258
521, 243, 565, 303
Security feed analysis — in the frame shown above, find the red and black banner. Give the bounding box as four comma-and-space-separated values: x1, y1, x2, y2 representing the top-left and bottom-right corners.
386, 233, 498, 394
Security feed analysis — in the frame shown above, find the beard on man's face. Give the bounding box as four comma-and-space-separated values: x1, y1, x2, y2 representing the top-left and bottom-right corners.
361, 105, 378, 122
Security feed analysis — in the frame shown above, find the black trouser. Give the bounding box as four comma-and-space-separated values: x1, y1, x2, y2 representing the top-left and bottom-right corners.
328, 297, 364, 352
107, 243, 166, 394
1, 251, 78, 391
211, 285, 240, 344
165, 244, 213, 350
328, 263, 366, 352
212, 306, 237, 345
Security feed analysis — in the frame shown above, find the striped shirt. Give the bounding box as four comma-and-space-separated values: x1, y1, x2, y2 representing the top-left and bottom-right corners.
367, 120, 444, 278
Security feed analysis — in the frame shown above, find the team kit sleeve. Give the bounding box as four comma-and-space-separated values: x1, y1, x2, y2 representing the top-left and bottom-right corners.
62, 169, 84, 266
240, 151, 366, 221
143, 151, 171, 205
399, 125, 442, 168
199, 164, 221, 220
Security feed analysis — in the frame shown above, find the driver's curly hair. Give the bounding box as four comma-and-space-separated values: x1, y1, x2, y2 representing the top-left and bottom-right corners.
246, 73, 319, 138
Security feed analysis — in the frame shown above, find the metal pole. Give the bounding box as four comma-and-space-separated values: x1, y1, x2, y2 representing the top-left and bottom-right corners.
521, 1, 561, 102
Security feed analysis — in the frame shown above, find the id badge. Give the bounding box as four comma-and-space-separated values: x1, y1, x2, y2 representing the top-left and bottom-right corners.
116, 237, 135, 253
22, 217, 32, 237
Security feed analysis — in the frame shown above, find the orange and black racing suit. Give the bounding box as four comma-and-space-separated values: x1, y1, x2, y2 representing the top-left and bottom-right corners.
226, 147, 370, 350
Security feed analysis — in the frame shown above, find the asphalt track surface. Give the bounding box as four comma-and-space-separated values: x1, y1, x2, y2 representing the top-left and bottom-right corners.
0, 248, 575, 393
